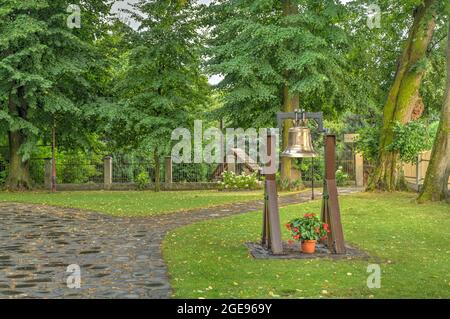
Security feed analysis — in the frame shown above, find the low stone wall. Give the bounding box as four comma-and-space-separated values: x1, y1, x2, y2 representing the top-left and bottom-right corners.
55, 183, 105, 191
46, 182, 219, 192
162, 182, 218, 191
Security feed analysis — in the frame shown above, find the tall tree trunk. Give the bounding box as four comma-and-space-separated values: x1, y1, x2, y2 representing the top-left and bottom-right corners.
368, 0, 436, 191
281, 88, 299, 182
154, 147, 161, 192
6, 131, 31, 190
280, 0, 299, 183
418, 20, 450, 203
6, 89, 31, 190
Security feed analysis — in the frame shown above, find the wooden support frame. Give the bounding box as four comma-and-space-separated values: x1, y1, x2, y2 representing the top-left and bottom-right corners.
262, 112, 346, 255
321, 135, 346, 254
261, 133, 283, 254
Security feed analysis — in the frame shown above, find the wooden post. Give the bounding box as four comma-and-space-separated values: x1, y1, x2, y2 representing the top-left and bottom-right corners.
165, 156, 173, 184
227, 154, 236, 173
44, 158, 52, 190
355, 152, 364, 187
311, 157, 315, 200
51, 125, 56, 193
220, 119, 225, 175
321, 135, 346, 254
104, 156, 112, 190
416, 154, 421, 192
261, 133, 283, 254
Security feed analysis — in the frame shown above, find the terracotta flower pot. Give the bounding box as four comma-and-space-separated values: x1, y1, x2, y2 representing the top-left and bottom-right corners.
301, 240, 317, 254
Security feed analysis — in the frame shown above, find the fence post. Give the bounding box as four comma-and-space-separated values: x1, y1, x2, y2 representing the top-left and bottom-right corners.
416, 154, 421, 192
355, 152, 364, 187
104, 156, 112, 190
165, 156, 172, 184
226, 154, 236, 173
44, 158, 52, 190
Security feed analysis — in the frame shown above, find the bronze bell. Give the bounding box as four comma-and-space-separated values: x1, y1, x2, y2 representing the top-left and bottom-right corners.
281, 121, 318, 158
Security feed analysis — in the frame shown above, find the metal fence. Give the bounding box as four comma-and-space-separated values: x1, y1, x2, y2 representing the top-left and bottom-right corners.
28, 158, 104, 185
336, 159, 355, 180
297, 157, 355, 183
112, 160, 165, 184
29, 158, 46, 185
18, 153, 362, 188
172, 163, 217, 183
56, 162, 104, 184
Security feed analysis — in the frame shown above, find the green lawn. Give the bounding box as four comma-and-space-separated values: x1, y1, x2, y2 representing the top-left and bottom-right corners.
163, 192, 450, 298
0, 190, 267, 217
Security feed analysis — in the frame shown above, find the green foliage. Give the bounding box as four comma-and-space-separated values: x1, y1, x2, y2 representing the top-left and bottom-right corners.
356, 120, 438, 164
173, 163, 214, 183
0, 0, 111, 161
0, 154, 7, 186
355, 126, 380, 164
345, 0, 448, 120
29, 159, 45, 185
111, 153, 160, 184
298, 158, 324, 182
335, 165, 349, 186
387, 121, 437, 163
109, 0, 210, 157
418, 4, 448, 117
218, 171, 260, 190
56, 151, 103, 184
286, 213, 329, 241
25, 145, 105, 185
135, 171, 150, 191
207, 0, 356, 127
276, 173, 303, 191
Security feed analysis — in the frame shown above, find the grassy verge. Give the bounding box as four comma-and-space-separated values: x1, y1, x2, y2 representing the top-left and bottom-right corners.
0, 189, 304, 217
0, 190, 268, 217
163, 192, 450, 298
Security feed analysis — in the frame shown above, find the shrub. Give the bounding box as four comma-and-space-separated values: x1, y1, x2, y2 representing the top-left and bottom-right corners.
355, 126, 380, 164
0, 169, 7, 186
172, 163, 212, 182
356, 120, 439, 164
387, 120, 437, 164
218, 171, 260, 190
0, 156, 7, 186
276, 173, 304, 192
135, 171, 150, 190
335, 166, 349, 186
298, 158, 324, 182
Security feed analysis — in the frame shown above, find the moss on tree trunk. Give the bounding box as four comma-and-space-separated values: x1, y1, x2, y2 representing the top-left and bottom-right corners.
6, 88, 31, 191
418, 20, 450, 203
368, 0, 436, 191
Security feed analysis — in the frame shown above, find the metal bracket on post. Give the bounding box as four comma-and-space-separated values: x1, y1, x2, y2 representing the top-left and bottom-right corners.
277, 110, 325, 132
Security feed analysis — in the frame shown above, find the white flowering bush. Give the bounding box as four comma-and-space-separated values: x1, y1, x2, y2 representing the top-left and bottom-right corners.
335, 166, 349, 186
218, 171, 260, 190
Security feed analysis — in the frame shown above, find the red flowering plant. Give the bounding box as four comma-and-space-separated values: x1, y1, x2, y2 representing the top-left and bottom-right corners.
285, 213, 330, 243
